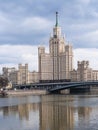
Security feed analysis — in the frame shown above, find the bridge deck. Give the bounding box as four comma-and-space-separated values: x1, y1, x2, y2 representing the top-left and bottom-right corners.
14, 81, 98, 93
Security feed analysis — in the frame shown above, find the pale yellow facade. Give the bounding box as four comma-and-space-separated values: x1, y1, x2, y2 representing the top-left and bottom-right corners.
3, 67, 16, 78
28, 71, 39, 83
38, 13, 73, 81
92, 70, 98, 81
9, 71, 18, 84
2, 64, 39, 85
71, 61, 98, 82
70, 69, 77, 82
17, 64, 29, 84
77, 61, 92, 81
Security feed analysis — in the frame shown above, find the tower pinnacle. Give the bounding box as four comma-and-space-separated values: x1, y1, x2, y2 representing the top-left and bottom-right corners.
55, 12, 59, 27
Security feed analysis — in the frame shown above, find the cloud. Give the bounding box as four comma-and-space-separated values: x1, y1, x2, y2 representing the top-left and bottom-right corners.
10, 16, 52, 35
0, 45, 39, 73
0, 0, 98, 48
22, 16, 52, 32
0, 8, 53, 45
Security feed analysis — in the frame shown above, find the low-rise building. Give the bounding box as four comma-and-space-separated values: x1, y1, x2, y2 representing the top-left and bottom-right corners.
17, 64, 29, 84
71, 61, 93, 82
77, 61, 92, 81
92, 70, 98, 81
28, 71, 39, 83
2, 67, 16, 79
9, 71, 18, 85
70, 69, 77, 82
2, 64, 40, 85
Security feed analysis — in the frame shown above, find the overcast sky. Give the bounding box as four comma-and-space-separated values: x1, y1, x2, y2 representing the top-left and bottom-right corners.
0, 0, 98, 73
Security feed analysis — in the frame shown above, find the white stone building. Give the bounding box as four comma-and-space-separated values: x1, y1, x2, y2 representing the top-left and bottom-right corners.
38, 12, 73, 82
71, 61, 98, 82
3, 64, 39, 85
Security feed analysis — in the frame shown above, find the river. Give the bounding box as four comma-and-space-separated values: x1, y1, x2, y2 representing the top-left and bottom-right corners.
0, 94, 98, 130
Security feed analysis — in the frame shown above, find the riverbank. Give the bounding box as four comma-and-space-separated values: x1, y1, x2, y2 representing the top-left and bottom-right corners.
7, 89, 47, 96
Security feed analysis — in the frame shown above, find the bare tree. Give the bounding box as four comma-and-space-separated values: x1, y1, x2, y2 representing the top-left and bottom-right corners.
0, 76, 8, 88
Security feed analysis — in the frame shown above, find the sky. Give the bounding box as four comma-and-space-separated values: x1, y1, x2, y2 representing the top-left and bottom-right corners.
0, 0, 98, 73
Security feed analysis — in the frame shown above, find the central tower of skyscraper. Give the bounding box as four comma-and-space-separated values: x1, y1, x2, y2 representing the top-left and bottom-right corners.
38, 12, 73, 82
49, 12, 65, 80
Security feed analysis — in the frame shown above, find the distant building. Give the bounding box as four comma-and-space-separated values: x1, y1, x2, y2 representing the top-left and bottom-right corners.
2, 67, 16, 79
38, 12, 73, 82
9, 70, 18, 84
77, 61, 92, 81
17, 64, 29, 84
2, 64, 39, 85
70, 69, 77, 82
28, 71, 39, 83
71, 60, 98, 81
92, 70, 98, 81
17, 64, 39, 84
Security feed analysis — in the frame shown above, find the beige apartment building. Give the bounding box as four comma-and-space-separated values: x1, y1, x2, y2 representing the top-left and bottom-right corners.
17, 64, 29, 84
77, 61, 93, 81
29, 71, 39, 83
38, 12, 73, 81
92, 70, 98, 81
3, 64, 39, 85
9, 71, 18, 84
3, 67, 16, 79
71, 61, 98, 82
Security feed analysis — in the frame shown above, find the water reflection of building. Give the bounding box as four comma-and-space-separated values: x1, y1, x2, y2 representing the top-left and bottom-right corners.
0, 96, 93, 130
0, 103, 39, 121
40, 95, 74, 130
1, 106, 18, 117
78, 107, 92, 119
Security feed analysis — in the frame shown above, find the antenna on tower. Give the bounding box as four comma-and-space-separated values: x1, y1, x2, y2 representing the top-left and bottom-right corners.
55, 12, 59, 27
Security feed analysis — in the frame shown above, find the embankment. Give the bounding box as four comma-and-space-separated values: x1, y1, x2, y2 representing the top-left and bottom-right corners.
7, 89, 47, 96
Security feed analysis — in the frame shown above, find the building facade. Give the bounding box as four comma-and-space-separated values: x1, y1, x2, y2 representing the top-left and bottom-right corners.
38, 12, 73, 82
92, 70, 98, 81
28, 71, 39, 83
2, 64, 39, 85
77, 61, 93, 81
71, 60, 98, 82
17, 64, 29, 84
3, 67, 16, 79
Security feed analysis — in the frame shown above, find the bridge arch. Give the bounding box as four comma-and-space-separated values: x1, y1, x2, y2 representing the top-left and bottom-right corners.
48, 81, 98, 93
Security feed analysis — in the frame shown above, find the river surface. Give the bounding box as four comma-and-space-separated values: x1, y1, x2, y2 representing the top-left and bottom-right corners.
0, 94, 98, 130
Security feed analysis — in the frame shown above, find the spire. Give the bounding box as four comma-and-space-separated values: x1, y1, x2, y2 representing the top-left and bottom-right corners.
55, 12, 59, 27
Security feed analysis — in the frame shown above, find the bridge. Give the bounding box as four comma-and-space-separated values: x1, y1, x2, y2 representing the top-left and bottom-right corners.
48, 81, 98, 93
14, 81, 98, 93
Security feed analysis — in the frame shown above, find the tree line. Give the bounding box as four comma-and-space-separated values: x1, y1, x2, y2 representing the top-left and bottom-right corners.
0, 76, 8, 89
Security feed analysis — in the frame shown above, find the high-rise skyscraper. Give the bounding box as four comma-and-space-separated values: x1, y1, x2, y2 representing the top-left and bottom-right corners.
38, 12, 73, 82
